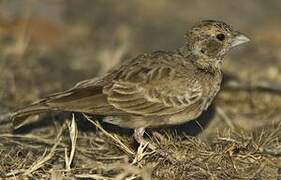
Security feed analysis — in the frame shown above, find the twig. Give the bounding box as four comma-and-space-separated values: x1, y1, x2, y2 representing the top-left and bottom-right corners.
216, 107, 238, 130
260, 147, 281, 156
65, 114, 78, 170
131, 142, 150, 165
114, 163, 153, 180
5, 123, 65, 177
224, 79, 281, 95
24, 128, 63, 175
0, 133, 62, 145
83, 114, 135, 156
75, 174, 114, 180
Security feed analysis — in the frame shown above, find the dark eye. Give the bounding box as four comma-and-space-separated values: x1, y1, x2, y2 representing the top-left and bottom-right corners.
216, 33, 225, 41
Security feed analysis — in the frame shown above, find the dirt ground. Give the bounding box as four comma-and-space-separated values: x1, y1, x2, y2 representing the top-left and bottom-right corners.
1, 0, 281, 179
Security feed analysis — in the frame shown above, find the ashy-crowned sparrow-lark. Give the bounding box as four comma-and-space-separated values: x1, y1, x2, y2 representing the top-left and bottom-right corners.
10, 20, 249, 145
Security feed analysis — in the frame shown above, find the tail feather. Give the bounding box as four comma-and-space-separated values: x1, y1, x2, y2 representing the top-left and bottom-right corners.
10, 84, 111, 129
12, 103, 51, 129
10, 87, 93, 129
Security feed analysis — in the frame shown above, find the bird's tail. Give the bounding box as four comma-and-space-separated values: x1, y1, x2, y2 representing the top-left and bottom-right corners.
11, 102, 51, 129
8, 84, 105, 129
9, 89, 76, 129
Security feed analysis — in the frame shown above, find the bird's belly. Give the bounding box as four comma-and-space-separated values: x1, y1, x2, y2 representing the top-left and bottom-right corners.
102, 100, 206, 128
129, 99, 206, 127
166, 103, 204, 125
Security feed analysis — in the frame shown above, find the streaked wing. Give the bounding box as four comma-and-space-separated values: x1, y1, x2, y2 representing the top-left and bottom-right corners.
107, 66, 203, 116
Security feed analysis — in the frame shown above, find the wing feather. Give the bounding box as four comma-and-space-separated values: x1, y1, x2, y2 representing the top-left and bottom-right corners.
107, 66, 203, 116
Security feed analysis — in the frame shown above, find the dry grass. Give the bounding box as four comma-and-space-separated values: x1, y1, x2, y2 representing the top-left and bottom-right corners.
1, 117, 281, 179
1, 1, 281, 179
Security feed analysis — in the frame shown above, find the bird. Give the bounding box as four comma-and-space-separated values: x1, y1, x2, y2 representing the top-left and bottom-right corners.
9, 20, 249, 146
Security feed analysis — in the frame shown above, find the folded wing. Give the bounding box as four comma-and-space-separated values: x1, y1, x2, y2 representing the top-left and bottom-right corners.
107, 66, 203, 116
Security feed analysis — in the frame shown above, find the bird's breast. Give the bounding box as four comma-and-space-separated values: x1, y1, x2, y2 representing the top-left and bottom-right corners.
201, 71, 222, 110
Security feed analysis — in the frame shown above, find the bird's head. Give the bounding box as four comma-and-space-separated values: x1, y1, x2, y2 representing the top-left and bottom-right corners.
184, 20, 250, 70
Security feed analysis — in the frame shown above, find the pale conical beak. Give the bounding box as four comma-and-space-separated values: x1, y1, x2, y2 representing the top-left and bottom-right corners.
230, 33, 250, 48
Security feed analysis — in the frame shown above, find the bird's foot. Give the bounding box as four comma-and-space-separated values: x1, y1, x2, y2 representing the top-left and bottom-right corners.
132, 128, 178, 164
132, 127, 155, 164
133, 127, 156, 150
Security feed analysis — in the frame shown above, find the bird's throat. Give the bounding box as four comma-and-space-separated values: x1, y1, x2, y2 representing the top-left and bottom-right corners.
178, 46, 222, 73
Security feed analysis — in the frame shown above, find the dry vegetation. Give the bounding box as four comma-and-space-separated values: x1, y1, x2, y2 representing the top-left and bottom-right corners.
1, 0, 281, 179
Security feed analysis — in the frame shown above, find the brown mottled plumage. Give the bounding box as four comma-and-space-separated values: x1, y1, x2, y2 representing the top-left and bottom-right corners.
10, 20, 249, 144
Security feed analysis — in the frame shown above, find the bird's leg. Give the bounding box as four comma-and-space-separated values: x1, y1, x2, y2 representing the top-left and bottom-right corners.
133, 127, 155, 150
133, 127, 145, 144
133, 128, 177, 164
132, 127, 155, 164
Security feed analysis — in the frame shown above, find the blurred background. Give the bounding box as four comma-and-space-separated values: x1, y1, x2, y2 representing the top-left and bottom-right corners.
1, 0, 281, 178
1, 0, 281, 132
